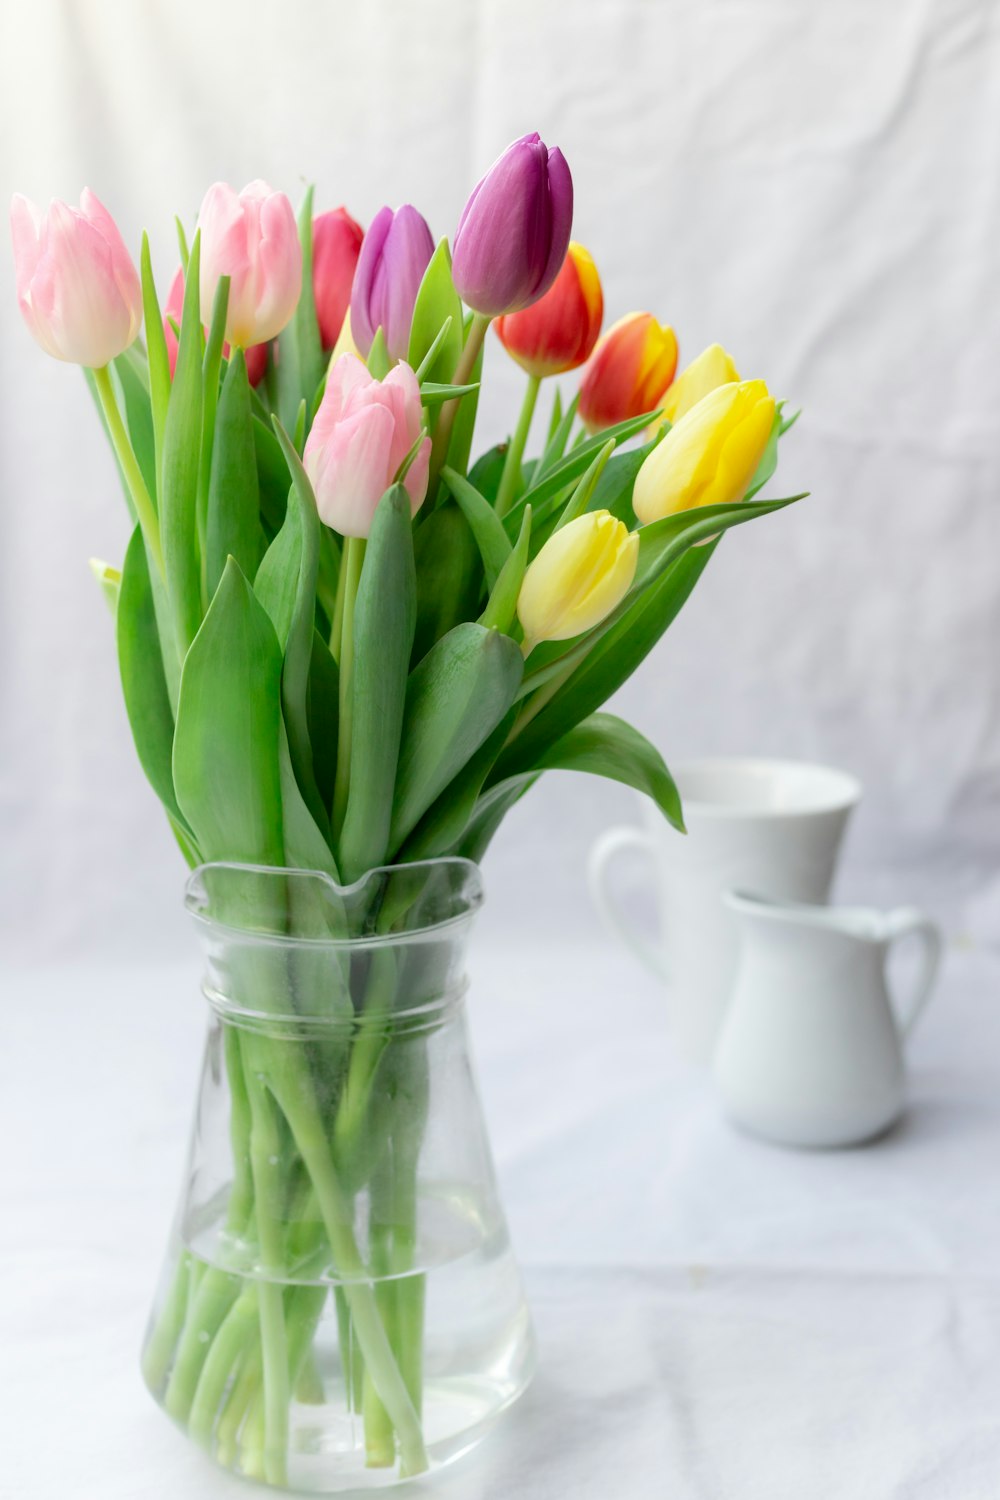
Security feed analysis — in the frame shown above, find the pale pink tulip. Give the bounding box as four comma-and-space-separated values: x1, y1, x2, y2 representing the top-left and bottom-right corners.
303, 354, 430, 538
163, 266, 268, 386
10, 188, 142, 367
197, 180, 301, 348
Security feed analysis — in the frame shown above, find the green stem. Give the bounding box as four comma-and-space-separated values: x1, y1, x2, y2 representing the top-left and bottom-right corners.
495, 373, 541, 518
259, 1046, 428, 1478
215, 1348, 260, 1468
92, 363, 164, 579
187, 1287, 259, 1445
244, 1065, 291, 1488
331, 535, 366, 837
142, 1249, 194, 1393
362, 1219, 397, 1466
428, 312, 490, 488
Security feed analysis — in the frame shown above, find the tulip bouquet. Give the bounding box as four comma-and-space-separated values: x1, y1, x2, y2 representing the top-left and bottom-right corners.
13, 132, 801, 1487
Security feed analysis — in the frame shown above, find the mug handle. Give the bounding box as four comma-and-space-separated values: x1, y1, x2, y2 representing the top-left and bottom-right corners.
586, 826, 668, 982
883, 907, 942, 1039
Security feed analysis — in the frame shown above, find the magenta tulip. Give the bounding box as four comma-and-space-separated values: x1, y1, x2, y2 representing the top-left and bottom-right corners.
303, 354, 430, 537
10, 189, 142, 367
197, 180, 301, 348
312, 207, 364, 351
451, 132, 573, 317
349, 204, 434, 363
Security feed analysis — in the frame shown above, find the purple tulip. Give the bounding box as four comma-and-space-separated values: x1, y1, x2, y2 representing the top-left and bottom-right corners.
349, 204, 434, 362
452, 132, 573, 318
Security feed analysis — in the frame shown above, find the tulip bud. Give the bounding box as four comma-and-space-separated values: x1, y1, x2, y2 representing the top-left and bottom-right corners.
578, 312, 678, 433
517, 510, 638, 648
350, 204, 434, 363
633, 379, 775, 524
452, 132, 573, 317
303, 354, 430, 538
494, 242, 603, 378
10, 189, 142, 367
162, 267, 268, 386
312, 206, 364, 351
197, 180, 301, 348
656, 343, 740, 426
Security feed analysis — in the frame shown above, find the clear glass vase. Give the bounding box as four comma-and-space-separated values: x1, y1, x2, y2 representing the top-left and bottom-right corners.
142, 858, 535, 1491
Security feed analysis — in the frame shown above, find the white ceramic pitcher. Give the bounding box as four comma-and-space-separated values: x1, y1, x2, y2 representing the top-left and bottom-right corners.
714, 891, 942, 1148
587, 759, 861, 1063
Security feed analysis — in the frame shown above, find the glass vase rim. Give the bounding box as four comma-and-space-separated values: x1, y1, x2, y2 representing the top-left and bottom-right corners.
184, 855, 485, 951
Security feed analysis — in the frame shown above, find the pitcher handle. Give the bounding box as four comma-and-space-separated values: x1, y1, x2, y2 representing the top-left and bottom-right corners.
587, 826, 668, 982
883, 907, 942, 1039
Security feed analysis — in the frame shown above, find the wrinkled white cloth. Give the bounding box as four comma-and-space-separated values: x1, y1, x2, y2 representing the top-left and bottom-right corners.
2, 0, 1000, 963
3, 940, 998, 1498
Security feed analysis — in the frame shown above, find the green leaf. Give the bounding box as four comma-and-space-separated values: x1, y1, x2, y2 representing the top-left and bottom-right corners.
466, 443, 507, 504
267, 422, 327, 831
455, 774, 538, 863
419, 381, 480, 407
550, 438, 615, 535
160, 231, 204, 655
338, 487, 417, 881
502, 545, 717, 777
535, 390, 580, 480
585, 435, 660, 527
307, 629, 339, 814
399, 712, 517, 861
389, 623, 524, 853
253, 415, 291, 535
89, 557, 121, 614
197, 274, 230, 567
255, 484, 301, 645
440, 466, 511, 588
117, 525, 188, 832
173, 557, 284, 865
480, 505, 531, 633
140, 232, 171, 480
444, 319, 484, 478
279, 724, 337, 875
413, 315, 454, 382
411, 503, 484, 664
504, 409, 658, 533
408, 238, 464, 391
206, 349, 262, 597
533, 712, 684, 830
111, 351, 157, 504
366, 327, 391, 379
175, 216, 190, 273
275, 186, 325, 435
544, 387, 564, 450
633, 494, 804, 594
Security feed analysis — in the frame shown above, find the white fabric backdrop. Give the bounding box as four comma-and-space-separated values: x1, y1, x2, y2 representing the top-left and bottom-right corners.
1, 0, 999, 961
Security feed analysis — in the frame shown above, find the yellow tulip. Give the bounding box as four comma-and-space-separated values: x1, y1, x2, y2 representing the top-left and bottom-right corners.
655, 343, 740, 428
633, 379, 775, 524
518, 510, 639, 648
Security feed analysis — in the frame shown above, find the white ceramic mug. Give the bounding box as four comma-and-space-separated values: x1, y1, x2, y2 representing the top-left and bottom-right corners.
714, 891, 941, 1148
586, 758, 862, 1063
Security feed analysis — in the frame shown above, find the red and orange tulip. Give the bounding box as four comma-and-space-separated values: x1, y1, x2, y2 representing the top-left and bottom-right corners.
578, 312, 677, 432
494, 242, 603, 378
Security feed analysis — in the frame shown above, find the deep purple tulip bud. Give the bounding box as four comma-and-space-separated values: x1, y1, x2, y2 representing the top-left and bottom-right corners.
451, 132, 573, 318
349, 203, 434, 363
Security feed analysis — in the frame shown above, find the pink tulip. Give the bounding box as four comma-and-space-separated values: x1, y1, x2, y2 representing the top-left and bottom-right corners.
197, 180, 301, 348
10, 188, 142, 367
162, 266, 268, 386
303, 354, 430, 538
312, 207, 364, 351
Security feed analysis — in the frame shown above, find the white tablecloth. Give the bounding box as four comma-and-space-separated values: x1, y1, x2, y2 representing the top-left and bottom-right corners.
3, 941, 999, 1498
